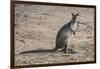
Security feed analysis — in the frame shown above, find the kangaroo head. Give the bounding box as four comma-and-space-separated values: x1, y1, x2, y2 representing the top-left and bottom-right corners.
71, 12, 79, 22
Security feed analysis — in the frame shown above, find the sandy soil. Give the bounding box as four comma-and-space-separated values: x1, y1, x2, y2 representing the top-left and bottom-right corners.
14, 3, 95, 66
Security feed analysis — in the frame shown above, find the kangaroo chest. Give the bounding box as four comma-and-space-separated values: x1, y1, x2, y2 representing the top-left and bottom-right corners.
70, 21, 77, 31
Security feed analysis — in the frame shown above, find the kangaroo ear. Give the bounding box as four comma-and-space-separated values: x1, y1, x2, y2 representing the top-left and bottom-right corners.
76, 13, 79, 16
76, 12, 79, 16
72, 13, 74, 16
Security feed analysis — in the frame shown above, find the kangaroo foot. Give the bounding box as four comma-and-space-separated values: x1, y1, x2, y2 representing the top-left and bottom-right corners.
64, 48, 68, 54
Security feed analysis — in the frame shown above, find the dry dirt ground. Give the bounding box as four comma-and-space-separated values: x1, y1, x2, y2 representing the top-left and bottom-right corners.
14, 3, 95, 66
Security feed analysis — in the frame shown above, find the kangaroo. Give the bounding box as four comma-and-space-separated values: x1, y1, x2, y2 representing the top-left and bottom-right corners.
54, 12, 79, 53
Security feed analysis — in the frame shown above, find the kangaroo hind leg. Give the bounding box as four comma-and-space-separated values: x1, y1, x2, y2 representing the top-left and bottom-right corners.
64, 40, 68, 54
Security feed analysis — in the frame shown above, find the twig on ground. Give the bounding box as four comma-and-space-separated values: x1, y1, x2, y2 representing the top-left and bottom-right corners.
77, 21, 93, 29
